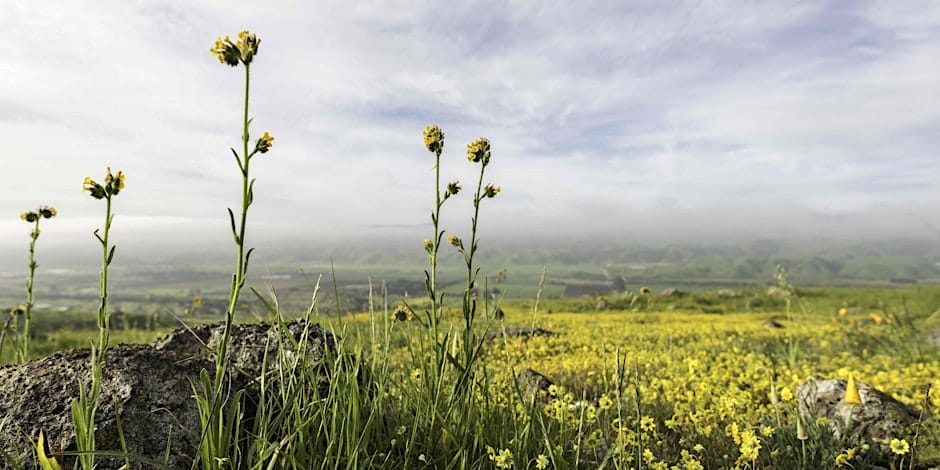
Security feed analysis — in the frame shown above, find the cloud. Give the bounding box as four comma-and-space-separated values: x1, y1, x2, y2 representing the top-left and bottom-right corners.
2, 0, 938, 256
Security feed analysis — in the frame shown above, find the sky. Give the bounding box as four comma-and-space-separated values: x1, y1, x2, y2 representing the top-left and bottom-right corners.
2, 0, 940, 264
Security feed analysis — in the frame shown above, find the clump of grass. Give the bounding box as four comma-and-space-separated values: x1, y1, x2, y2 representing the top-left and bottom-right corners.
71, 167, 126, 469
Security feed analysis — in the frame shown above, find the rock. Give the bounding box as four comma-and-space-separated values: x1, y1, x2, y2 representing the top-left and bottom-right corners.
766, 286, 792, 298
485, 326, 556, 341
515, 368, 554, 401
797, 376, 940, 466
0, 320, 338, 469
153, 319, 337, 380
0, 345, 217, 469
763, 320, 784, 329
661, 288, 684, 297
925, 328, 940, 348
717, 289, 740, 298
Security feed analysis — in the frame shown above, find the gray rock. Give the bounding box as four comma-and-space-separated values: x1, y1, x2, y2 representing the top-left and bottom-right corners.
764, 320, 784, 329
766, 286, 792, 298
0, 320, 338, 469
660, 288, 684, 297
797, 376, 940, 466
716, 289, 740, 298
515, 368, 554, 400
0, 345, 215, 469
153, 320, 337, 380
485, 326, 556, 341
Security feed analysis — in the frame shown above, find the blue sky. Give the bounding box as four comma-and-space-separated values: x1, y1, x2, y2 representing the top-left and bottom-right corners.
2, 0, 939, 257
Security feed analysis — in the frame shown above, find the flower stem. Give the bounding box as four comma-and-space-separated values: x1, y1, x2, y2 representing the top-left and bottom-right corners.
217, 62, 252, 387
21, 219, 40, 362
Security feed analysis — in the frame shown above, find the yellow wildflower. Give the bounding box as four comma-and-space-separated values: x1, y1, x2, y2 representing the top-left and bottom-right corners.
256, 131, 274, 154
83, 176, 106, 199
760, 424, 775, 437
423, 238, 433, 254
492, 448, 513, 469
889, 438, 910, 455
10, 305, 27, 316
844, 375, 862, 405
391, 305, 412, 322
483, 183, 500, 198
835, 447, 857, 467
38, 206, 56, 218
535, 454, 549, 469
20, 212, 38, 223
466, 137, 491, 164
422, 124, 444, 154
211, 30, 260, 67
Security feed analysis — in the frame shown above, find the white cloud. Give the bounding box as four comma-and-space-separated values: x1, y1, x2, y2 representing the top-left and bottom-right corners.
2, 0, 938, 255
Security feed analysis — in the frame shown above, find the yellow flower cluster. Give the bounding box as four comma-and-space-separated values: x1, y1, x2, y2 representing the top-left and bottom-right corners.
82, 167, 125, 200
211, 30, 261, 67
466, 137, 491, 164
422, 124, 444, 154
20, 206, 56, 223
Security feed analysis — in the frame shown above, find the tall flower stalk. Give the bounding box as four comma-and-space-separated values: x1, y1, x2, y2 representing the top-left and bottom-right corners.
211, 30, 271, 383
13, 206, 57, 362
197, 30, 272, 470
420, 124, 453, 338
449, 137, 498, 381
72, 167, 125, 469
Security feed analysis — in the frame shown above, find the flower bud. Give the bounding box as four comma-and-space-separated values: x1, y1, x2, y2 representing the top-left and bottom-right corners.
256, 131, 274, 154
483, 184, 501, 198
83, 177, 106, 200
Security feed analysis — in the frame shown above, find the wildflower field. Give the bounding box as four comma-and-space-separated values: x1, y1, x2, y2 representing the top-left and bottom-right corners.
4, 29, 940, 469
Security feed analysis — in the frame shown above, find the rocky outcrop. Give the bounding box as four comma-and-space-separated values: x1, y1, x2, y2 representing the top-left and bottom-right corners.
0, 320, 337, 469
797, 376, 940, 467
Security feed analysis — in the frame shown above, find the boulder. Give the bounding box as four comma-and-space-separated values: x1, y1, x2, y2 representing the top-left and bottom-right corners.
515, 368, 554, 401
0, 320, 338, 469
661, 288, 684, 297
485, 326, 556, 341
797, 376, 940, 467
716, 289, 740, 298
